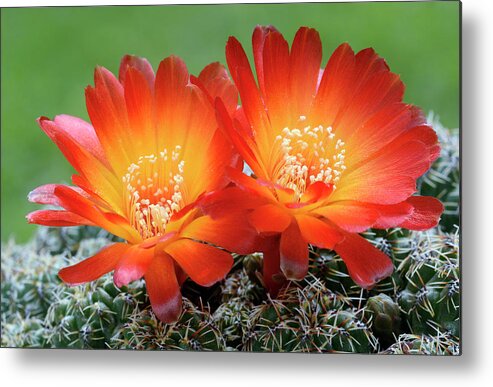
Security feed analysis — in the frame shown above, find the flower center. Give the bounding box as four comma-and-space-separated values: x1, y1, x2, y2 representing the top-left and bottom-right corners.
274, 116, 346, 200
122, 146, 186, 239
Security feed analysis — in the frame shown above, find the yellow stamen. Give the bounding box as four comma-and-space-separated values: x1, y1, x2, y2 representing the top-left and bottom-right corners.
122, 145, 185, 239
273, 116, 346, 200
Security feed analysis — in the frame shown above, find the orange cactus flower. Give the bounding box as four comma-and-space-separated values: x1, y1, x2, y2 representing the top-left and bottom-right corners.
27, 54, 255, 323
208, 26, 444, 294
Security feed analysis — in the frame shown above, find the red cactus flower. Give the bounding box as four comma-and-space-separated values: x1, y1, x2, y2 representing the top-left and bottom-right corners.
27, 54, 255, 323
209, 25, 444, 294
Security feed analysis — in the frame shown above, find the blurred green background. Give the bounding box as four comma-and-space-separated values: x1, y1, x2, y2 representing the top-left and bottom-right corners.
1, 1, 459, 242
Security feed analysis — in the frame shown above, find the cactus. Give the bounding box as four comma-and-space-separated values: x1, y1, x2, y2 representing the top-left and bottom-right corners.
111, 299, 226, 351
366, 294, 402, 347
242, 275, 379, 353
397, 229, 460, 337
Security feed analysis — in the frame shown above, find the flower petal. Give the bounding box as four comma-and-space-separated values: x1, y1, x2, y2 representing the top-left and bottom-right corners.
280, 220, 308, 280
333, 232, 394, 289
144, 252, 182, 323
119, 54, 155, 91
26, 209, 96, 227
194, 62, 238, 113
313, 201, 380, 233
399, 196, 444, 230
58, 243, 130, 285
113, 244, 155, 287
289, 27, 322, 115
248, 203, 292, 233
252, 25, 278, 95
165, 239, 233, 287
54, 185, 141, 243
295, 214, 344, 249
372, 201, 414, 229
180, 214, 261, 255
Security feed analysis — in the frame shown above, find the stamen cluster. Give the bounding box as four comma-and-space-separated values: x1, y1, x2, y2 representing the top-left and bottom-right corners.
274, 116, 346, 199
122, 145, 186, 239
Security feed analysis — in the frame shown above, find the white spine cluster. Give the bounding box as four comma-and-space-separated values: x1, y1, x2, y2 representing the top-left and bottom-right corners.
122, 145, 185, 239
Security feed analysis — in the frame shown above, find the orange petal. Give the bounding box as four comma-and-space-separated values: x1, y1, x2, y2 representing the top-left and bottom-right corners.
248, 203, 292, 233
333, 232, 394, 289
54, 185, 141, 244
399, 196, 444, 231
313, 201, 380, 233
144, 252, 182, 323
280, 220, 308, 280
295, 214, 344, 249
289, 27, 322, 115
38, 117, 122, 210
165, 239, 233, 287
311, 43, 356, 124
113, 244, 155, 287
85, 66, 133, 172
181, 214, 260, 255
344, 103, 425, 169
198, 186, 267, 220
262, 30, 291, 128
26, 209, 96, 227
331, 140, 430, 204
58, 243, 130, 285
123, 65, 155, 155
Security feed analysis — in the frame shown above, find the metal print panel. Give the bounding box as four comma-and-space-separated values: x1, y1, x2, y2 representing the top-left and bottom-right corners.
1, 0, 460, 354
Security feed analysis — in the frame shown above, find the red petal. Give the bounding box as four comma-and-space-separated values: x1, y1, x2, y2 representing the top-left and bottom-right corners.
372, 201, 414, 229
252, 25, 278, 95
58, 243, 130, 285
262, 30, 291, 127
165, 239, 233, 287
399, 196, 444, 230
295, 214, 344, 249
333, 233, 394, 289
195, 62, 238, 113
215, 98, 266, 178
344, 103, 425, 169
198, 185, 268, 220
26, 209, 95, 227
123, 66, 154, 154
119, 55, 155, 90
180, 214, 261, 255
113, 244, 155, 287
280, 221, 308, 280
311, 43, 356, 124
144, 252, 182, 323
300, 181, 334, 204
248, 203, 292, 233
289, 27, 322, 115
331, 140, 430, 205
313, 202, 380, 233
